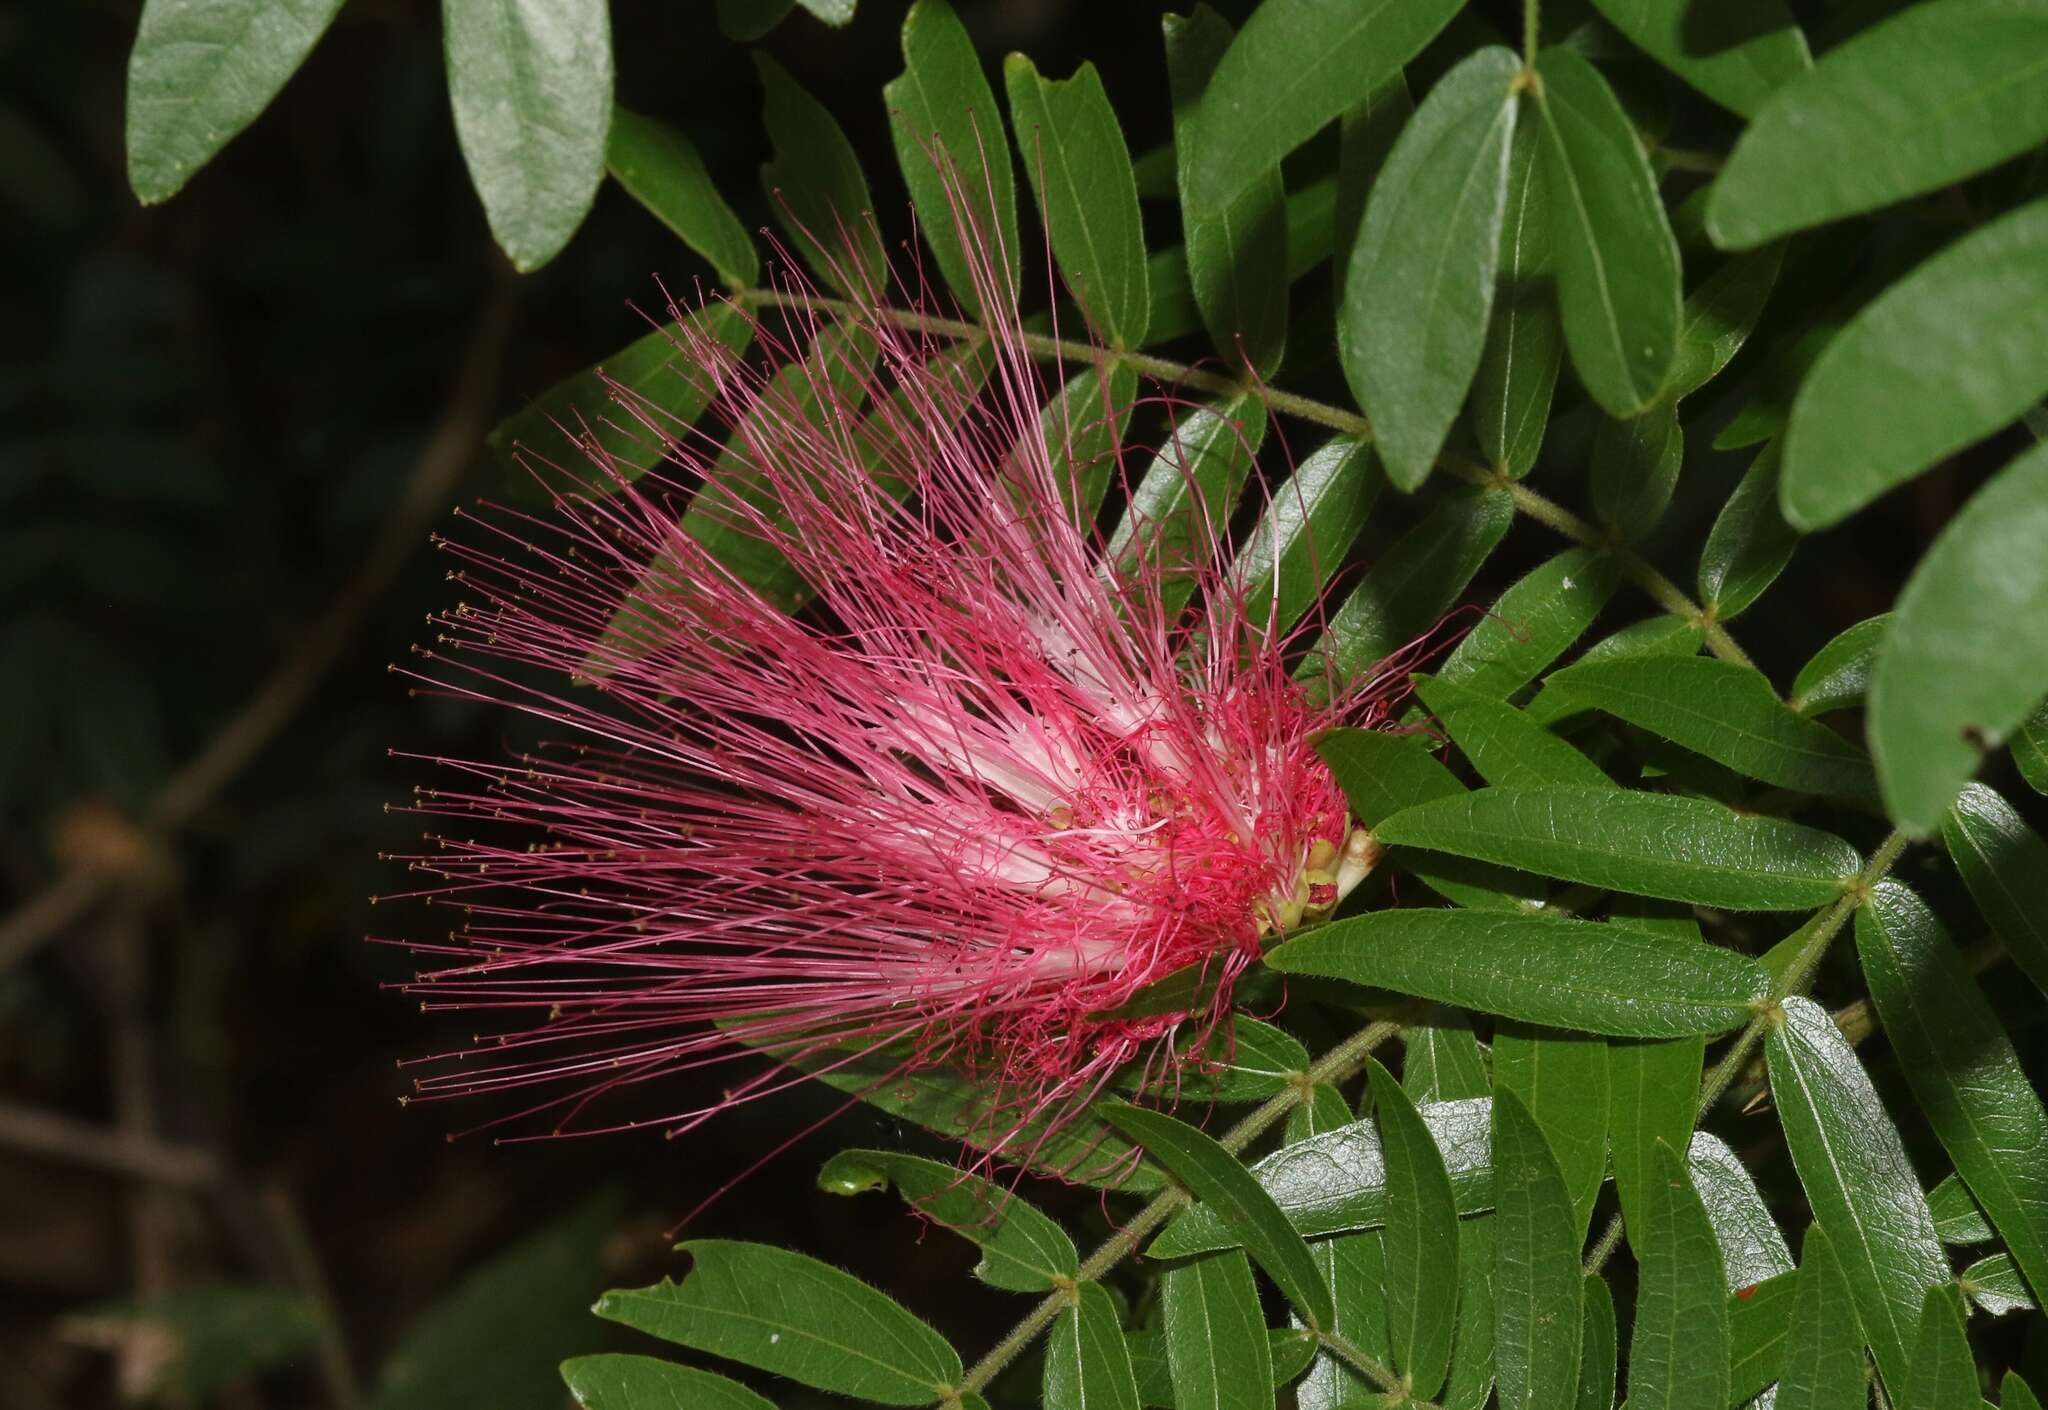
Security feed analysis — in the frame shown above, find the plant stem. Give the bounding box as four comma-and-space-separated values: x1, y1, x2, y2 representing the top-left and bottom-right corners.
1584, 826, 1915, 1275
743, 289, 1759, 671
957, 1020, 1402, 1396
1524, 0, 1541, 64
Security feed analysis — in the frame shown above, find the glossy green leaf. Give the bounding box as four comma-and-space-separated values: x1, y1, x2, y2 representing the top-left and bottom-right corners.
1789, 613, 1888, 716
376, 1197, 615, 1410
1366, 1059, 1459, 1397
816, 1150, 1077, 1292
1104, 1102, 1332, 1331
1609, 1037, 1703, 1248
1944, 782, 2048, 1000
1778, 1224, 1866, 1410
1665, 242, 1786, 403
125, 0, 348, 204
884, 0, 1018, 319
1870, 440, 2048, 833
486, 306, 754, 501
1166, 7, 1288, 375
1435, 547, 1624, 699
1523, 615, 1704, 724
561, 1355, 774, 1410
1295, 1232, 1388, 1410
1289, 1082, 1358, 1147
1587, 0, 1809, 116
1472, 112, 1566, 479
1858, 881, 2048, 1309
1029, 361, 1138, 527
715, 0, 795, 41
1415, 676, 1613, 788
1336, 74, 1417, 284
1369, 785, 1861, 909
1150, 1097, 1497, 1257
1305, 483, 1514, 687
1726, 1272, 1797, 1403
1143, 175, 1337, 343
1229, 437, 1381, 637
1444, 1217, 1498, 1410
1124, 1015, 1310, 1104
1492, 1087, 1585, 1410
1161, 1251, 1272, 1410
1766, 995, 1948, 1395
1687, 1132, 1794, 1288
1315, 725, 1462, 827
1929, 1173, 1997, 1247
1591, 403, 1683, 540
1005, 55, 1149, 349
1342, 47, 1519, 489
1534, 44, 1683, 416
757, 55, 886, 296
2016, 699, 2048, 794
1105, 396, 1265, 618
1575, 1275, 1615, 1410
1962, 1252, 2036, 1316
1127, 1327, 1314, 1405
1180, 0, 1463, 214
1904, 1283, 1978, 1410
2011, 1375, 2048, 1410
595, 1241, 959, 1406
1700, 440, 1799, 620
1630, 1139, 1732, 1410
606, 108, 757, 288
1707, 0, 2048, 248
1782, 200, 2048, 529
1493, 1024, 1609, 1234
1544, 655, 1875, 795
1403, 1008, 1492, 1105
1045, 1281, 1142, 1410
442, 0, 610, 272
1269, 908, 1768, 1036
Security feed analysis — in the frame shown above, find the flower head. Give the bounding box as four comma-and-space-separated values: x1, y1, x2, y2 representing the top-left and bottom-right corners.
382, 189, 1402, 1175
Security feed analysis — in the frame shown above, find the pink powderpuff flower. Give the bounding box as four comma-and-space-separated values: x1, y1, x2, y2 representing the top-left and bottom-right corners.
379, 182, 1408, 1181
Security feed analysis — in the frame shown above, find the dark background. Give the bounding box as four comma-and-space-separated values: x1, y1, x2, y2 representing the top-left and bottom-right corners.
1, 0, 2017, 1406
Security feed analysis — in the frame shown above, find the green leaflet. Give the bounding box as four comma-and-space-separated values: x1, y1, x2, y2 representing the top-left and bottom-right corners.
1165, 7, 1288, 376
1542, 655, 1876, 796
1160, 1250, 1272, 1410
1491, 1087, 1584, 1410
1120, 1015, 1310, 1104
605, 108, 758, 289
1929, 1172, 1997, 1247
755, 55, 887, 296
1044, 1282, 1142, 1410
1782, 200, 2048, 530
1103, 1102, 1332, 1331
884, 0, 1019, 319
1414, 675, 1614, 789
1444, 1216, 1499, 1410
126, 0, 349, 204
1586, 0, 1809, 117
815, 1150, 1078, 1292
1789, 613, 1889, 716
1365, 1059, 1459, 1398
1869, 439, 2048, 833
1628, 1140, 1732, 1410
1026, 361, 1139, 528
1777, 1224, 1866, 1410
1575, 1274, 1616, 1410
1687, 1132, 1794, 1290
1403, 1007, 1492, 1105
1304, 483, 1514, 688
1492, 1023, 1609, 1235
1591, 402, 1683, 542
1726, 1272, 1796, 1403
1227, 437, 1381, 637
1471, 110, 1566, 480
1856, 881, 2048, 1310
1180, 0, 1463, 215
1296, 1231, 1389, 1409
1961, 1252, 2036, 1316
1533, 45, 1683, 416
441, 0, 611, 271
1609, 1037, 1704, 1251
1005, 55, 1149, 349
1368, 785, 1860, 910
1104, 396, 1266, 619
2016, 698, 2048, 794
595, 1241, 960, 1407
1708, 0, 2048, 247
1944, 782, 2048, 1000
1766, 996, 1948, 1396
560, 1355, 774, 1410
1665, 241, 1787, 404
1902, 1283, 1978, 1410
1341, 46, 1519, 490
1434, 547, 1624, 699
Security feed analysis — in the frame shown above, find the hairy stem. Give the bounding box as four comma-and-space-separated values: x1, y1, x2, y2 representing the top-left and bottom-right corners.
958, 1020, 1402, 1396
